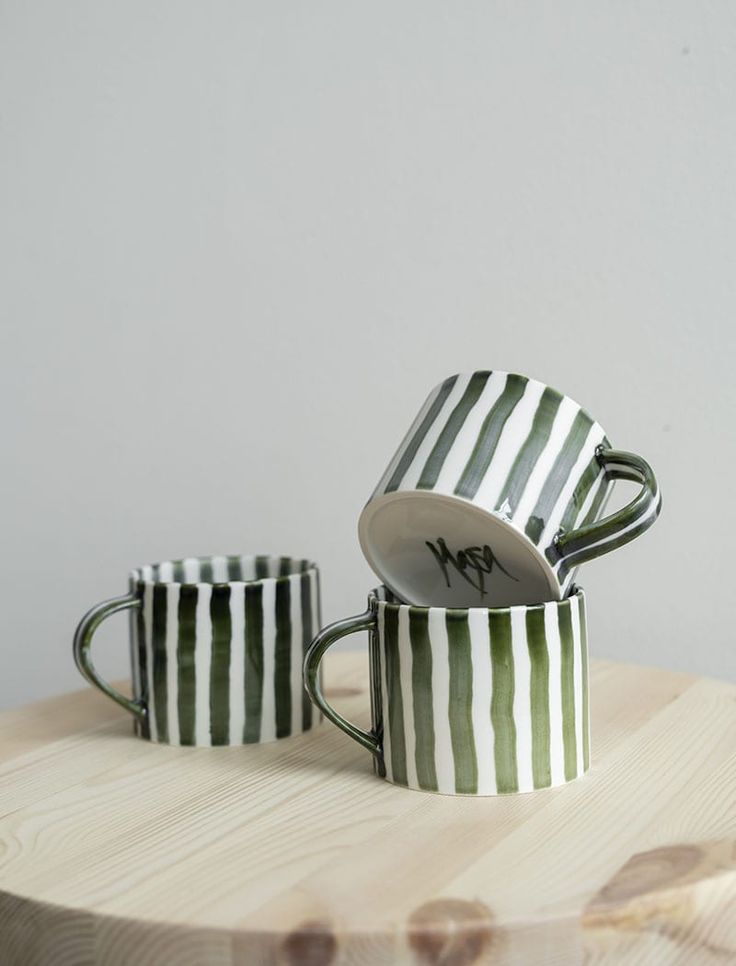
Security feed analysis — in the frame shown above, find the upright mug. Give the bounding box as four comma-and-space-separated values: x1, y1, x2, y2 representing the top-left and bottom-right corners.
73, 554, 321, 745
358, 370, 661, 607
304, 586, 589, 796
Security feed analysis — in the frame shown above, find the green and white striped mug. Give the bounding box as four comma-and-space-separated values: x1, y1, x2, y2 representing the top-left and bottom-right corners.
73, 555, 321, 746
358, 371, 661, 607
304, 586, 589, 796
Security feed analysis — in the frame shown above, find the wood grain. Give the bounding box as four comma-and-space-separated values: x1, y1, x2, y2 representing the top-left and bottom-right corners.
0, 654, 734, 965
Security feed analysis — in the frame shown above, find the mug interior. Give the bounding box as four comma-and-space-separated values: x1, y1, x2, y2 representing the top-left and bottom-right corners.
132, 555, 316, 585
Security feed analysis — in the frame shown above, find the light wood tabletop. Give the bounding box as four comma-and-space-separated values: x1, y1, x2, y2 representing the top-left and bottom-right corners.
0, 653, 735, 965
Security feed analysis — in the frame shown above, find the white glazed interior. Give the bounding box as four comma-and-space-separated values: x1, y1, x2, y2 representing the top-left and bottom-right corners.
132, 555, 316, 585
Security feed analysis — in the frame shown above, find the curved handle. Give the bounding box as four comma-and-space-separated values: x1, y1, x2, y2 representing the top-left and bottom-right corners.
303, 610, 380, 756
555, 448, 661, 570
73, 595, 146, 720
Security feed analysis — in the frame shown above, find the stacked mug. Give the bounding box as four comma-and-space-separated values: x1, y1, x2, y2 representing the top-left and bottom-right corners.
73, 370, 660, 798
304, 370, 661, 795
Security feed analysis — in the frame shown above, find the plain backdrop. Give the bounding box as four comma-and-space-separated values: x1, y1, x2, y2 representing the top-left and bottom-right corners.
2, 1, 734, 709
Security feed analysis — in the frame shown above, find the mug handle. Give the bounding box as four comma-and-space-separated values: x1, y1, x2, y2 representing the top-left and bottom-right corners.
555, 448, 661, 571
73, 595, 146, 720
303, 610, 381, 757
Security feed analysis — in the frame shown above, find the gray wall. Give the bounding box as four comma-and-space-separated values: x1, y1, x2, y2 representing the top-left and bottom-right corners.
2, 1, 734, 709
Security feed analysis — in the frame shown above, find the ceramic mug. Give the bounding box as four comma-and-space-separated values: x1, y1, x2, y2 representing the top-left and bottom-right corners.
304, 586, 589, 796
358, 370, 661, 607
73, 554, 321, 745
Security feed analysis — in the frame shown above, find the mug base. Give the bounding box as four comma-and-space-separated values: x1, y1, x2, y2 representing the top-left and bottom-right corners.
134, 716, 323, 746
359, 490, 561, 608
374, 761, 590, 797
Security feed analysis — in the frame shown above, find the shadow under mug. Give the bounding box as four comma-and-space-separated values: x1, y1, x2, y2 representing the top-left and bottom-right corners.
304, 586, 589, 796
73, 554, 321, 746
358, 370, 661, 607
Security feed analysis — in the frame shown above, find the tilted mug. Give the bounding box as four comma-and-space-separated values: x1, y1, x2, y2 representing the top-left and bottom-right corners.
73, 554, 321, 745
358, 370, 661, 607
304, 586, 590, 796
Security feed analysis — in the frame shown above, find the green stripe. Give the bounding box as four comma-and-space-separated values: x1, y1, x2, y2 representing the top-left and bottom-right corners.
556, 456, 602, 536
384, 376, 458, 493
300, 573, 313, 731
493, 387, 563, 514
446, 615, 478, 794
255, 556, 270, 579
369, 628, 386, 778
555, 475, 612, 582
274, 580, 292, 738
227, 555, 242, 581
525, 409, 593, 544
580, 595, 590, 770
489, 611, 517, 793
244, 583, 264, 742
526, 608, 551, 788
172, 560, 186, 582
558, 601, 577, 781
313, 570, 323, 724
199, 558, 213, 583
454, 375, 528, 499
209, 585, 232, 744
137, 595, 150, 739
176, 585, 198, 745
151, 584, 169, 743
408, 609, 437, 791
278, 557, 292, 577
416, 372, 489, 491
582, 472, 611, 528
383, 606, 408, 785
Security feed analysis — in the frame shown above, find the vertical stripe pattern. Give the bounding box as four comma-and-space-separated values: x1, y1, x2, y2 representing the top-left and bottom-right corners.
127, 556, 320, 745
370, 587, 590, 795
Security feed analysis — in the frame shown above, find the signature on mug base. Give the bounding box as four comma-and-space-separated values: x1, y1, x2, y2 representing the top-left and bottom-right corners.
359, 490, 561, 608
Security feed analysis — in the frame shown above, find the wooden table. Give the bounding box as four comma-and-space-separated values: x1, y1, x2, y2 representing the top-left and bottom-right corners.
0, 654, 735, 965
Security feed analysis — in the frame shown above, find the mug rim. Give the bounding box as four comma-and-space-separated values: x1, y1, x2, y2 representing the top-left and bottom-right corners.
368, 583, 584, 616
130, 554, 318, 588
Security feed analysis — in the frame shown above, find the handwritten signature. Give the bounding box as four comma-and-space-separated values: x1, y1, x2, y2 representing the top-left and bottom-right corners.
425, 537, 519, 599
